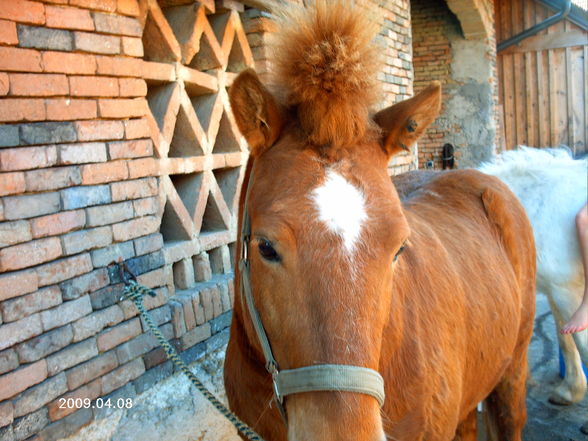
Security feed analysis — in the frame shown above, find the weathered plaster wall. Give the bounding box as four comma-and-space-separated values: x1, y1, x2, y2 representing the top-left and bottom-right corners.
411, 0, 498, 169
443, 26, 496, 167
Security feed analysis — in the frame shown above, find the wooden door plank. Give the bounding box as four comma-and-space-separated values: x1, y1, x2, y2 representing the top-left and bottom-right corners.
569, 47, 585, 154
524, 0, 536, 147
554, 20, 569, 147
502, 54, 516, 150
539, 49, 551, 147
583, 45, 588, 154
514, 51, 527, 146
503, 0, 512, 40
565, 20, 575, 153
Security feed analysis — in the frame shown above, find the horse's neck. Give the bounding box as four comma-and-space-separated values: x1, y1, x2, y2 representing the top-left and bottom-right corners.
226, 287, 270, 372
229, 158, 266, 367
224, 303, 284, 437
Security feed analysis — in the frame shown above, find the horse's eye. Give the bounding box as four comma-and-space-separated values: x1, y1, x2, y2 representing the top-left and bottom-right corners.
258, 240, 280, 262
393, 244, 406, 263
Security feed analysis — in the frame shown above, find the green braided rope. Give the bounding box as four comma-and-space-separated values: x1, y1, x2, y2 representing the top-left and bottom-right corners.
122, 280, 266, 441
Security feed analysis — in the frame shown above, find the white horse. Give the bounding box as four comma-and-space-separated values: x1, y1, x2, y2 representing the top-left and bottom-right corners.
479, 146, 588, 407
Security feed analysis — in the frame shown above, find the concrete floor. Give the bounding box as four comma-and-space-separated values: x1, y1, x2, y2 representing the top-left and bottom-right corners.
58, 293, 588, 441
522, 294, 587, 441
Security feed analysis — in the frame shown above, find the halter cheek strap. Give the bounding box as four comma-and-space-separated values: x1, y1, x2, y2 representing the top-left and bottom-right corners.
238, 162, 386, 423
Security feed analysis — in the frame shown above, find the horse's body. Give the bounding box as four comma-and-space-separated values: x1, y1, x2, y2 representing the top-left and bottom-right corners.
480, 147, 588, 405
224, 3, 536, 440
382, 170, 536, 440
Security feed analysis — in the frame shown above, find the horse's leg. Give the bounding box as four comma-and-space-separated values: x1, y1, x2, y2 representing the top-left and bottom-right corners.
453, 408, 477, 441
546, 290, 587, 404
550, 327, 586, 404
571, 328, 588, 367
571, 328, 588, 434
485, 353, 528, 441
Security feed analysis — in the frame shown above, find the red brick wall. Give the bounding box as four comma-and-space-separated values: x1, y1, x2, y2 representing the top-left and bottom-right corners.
377, 0, 417, 173
411, 0, 456, 169
0, 1, 167, 439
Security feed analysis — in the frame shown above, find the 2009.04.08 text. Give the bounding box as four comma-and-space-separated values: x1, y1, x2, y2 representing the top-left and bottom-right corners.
58, 397, 134, 409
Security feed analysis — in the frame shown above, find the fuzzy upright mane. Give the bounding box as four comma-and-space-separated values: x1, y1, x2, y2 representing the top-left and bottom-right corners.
272, 1, 381, 151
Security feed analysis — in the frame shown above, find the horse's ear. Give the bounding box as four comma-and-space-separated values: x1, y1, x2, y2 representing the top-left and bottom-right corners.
374, 81, 441, 157
229, 69, 283, 157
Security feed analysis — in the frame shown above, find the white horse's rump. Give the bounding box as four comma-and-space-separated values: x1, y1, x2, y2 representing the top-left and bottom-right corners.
480, 146, 588, 404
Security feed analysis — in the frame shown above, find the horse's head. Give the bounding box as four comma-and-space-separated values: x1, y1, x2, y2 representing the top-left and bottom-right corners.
229, 3, 440, 440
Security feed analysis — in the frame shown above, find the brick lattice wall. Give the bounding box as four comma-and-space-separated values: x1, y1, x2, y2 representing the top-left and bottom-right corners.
0, 1, 414, 440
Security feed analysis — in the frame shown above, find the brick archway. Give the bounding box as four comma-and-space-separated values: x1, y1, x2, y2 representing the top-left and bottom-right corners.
445, 0, 494, 39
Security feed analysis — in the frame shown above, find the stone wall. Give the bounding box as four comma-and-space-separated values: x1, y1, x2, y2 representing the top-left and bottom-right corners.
0, 1, 414, 440
411, 0, 498, 169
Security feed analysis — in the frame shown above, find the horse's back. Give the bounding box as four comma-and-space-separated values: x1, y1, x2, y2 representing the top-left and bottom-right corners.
393, 169, 439, 201
399, 168, 536, 306
395, 169, 535, 282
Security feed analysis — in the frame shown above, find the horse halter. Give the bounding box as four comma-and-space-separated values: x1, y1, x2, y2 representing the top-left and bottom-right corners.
238, 162, 386, 424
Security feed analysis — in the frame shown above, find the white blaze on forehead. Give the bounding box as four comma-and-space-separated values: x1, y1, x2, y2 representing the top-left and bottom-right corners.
311, 170, 367, 253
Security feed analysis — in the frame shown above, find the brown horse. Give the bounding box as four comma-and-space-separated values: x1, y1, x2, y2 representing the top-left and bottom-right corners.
224, 3, 536, 441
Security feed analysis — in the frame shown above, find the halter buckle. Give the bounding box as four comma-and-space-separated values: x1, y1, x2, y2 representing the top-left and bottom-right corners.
241, 235, 250, 262
267, 361, 283, 404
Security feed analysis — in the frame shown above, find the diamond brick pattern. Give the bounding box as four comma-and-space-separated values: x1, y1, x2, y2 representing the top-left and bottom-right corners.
140, 0, 252, 295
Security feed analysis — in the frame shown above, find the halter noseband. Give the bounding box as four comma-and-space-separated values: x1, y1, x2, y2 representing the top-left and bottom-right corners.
238, 162, 386, 424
